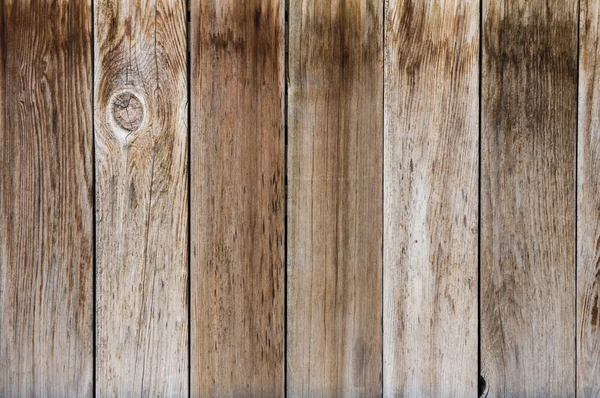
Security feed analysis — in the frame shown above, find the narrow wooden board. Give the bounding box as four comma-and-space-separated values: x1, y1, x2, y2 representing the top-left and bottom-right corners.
481, 0, 577, 395
383, 0, 479, 396
578, 1, 600, 396
190, 1, 284, 396
0, 0, 93, 396
94, 0, 188, 395
287, 1, 383, 396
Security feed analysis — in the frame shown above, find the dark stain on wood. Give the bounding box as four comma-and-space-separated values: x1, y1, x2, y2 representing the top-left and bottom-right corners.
199, 2, 280, 69
484, 8, 577, 74
390, 0, 477, 79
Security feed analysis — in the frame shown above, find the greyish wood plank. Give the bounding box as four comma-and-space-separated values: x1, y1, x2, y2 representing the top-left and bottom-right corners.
578, 1, 600, 396
190, 1, 285, 396
383, 0, 479, 396
287, 1, 383, 396
481, 0, 577, 395
94, 0, 188, 395
0, 0, 94, 396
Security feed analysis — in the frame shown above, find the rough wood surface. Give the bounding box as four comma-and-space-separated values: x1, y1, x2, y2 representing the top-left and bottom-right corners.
383, 0, 479, 396
190, 1, 284, 396
94, 0, 188, 396
0, 1, 94, 396
578, 1, 600, 396
287, 1, 383, 396
481, 0, 577, 395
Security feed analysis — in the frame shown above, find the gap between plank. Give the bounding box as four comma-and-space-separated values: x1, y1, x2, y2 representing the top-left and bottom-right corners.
186, 0, 191, 396
284, 0, 289, 394
575, 0, 580, 395
478, 0, 483, 395
91, 0, 97, 396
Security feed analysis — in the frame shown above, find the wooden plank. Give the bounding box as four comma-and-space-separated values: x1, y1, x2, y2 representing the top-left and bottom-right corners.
94, 0, 188, 395
383, 0, 479, 396
481, 0, 577, 395
0, 0, 93, 396
190, 1, 284, 396
578, 1, 600, 396
287, 1, 382, 396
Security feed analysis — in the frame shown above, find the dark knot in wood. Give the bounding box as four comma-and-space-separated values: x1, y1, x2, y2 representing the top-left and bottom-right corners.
111, 92, 144, 132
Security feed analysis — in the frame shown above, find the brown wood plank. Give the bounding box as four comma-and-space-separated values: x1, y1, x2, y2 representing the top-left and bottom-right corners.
190, 1, 284, 396
578, 1, 600, 396
383, 0, 479, 396
94, 0, 188, 395
481, 0, 577, 395
287, 1, 383, 396
0, 0, 93, 396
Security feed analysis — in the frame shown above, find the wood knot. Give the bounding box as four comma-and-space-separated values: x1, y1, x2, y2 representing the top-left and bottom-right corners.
111, 92, 144, 132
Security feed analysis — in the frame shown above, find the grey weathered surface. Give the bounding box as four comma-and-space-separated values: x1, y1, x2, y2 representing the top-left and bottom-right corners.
287, 1, 383, 396
190, 0, 285, 396
578, 1, 600, 396
481, 0, 577, 396
0, 0, 94, 396
383, 0, 479, 396
94, 0, 188, 396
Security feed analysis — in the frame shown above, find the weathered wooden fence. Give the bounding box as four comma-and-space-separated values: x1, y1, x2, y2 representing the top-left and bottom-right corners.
0, 0, 593, 396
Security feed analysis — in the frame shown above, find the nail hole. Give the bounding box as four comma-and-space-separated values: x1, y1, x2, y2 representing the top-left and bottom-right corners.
479, 375, 487, 397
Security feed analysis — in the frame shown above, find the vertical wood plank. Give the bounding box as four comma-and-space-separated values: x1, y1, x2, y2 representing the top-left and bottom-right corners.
190, 1, 284, 396
578, 1, 600, 396
0, 0, 93, 396
287, 1, 383, 396
94, 0, 188, 395
481, 0, 577, 395
383, 0, 479, 396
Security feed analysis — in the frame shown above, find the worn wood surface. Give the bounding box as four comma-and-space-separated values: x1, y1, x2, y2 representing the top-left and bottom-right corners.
383, 0, 479, 396
94, 0, 188, 396
0, 0, 94, 396
287, 1, 383, 396
578, 1, 600, 396
190, 0, 284, 396
481, 0, 577, 395
0, 1, 592, 395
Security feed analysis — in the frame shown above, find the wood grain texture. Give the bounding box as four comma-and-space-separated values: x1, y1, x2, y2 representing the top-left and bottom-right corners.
190, 1, 284, 396
578, 1, 600, 396
94, 0, 188, 396
287, 1, 383, 396
481, 0, 577, 395
383, 0, 479, 396
0, 0, 93, 396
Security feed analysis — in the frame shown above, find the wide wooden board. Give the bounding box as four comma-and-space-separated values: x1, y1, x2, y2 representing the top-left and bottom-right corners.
481, 0, 577, 395
190, 1, 285, 396
0, 0, 94, 396
94, 0, 188, 395
287, 1, 383, 396
383, 0, 479, 396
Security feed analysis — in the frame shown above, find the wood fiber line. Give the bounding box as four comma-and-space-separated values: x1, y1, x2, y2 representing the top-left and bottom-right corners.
190, 1, 285, 396
578, 1, 600, 396
383, 0, 479, 396
0, 0, 94, 396
481, 0, 577, 396
287, 1, 383, 396
94, 0, 188, 396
